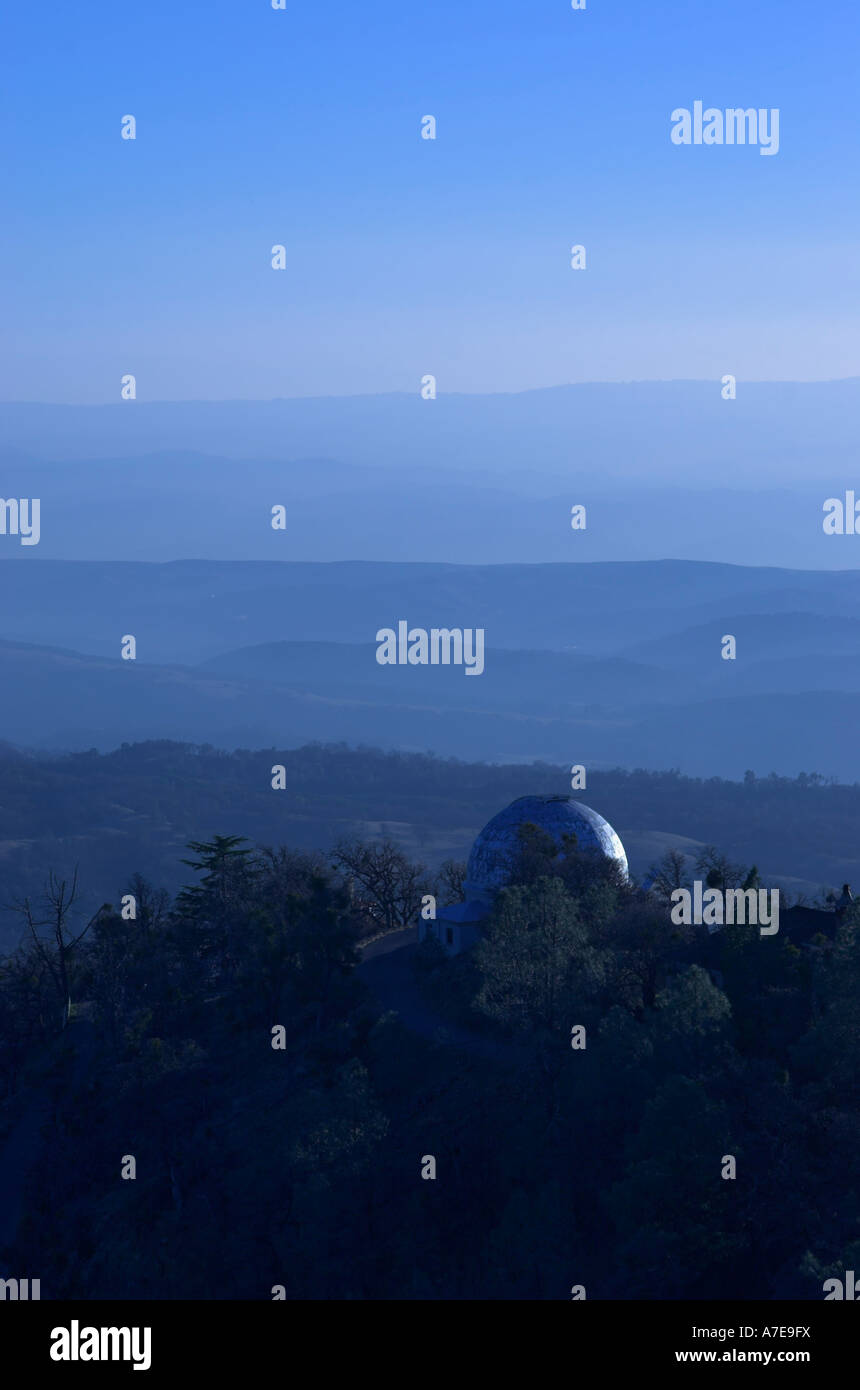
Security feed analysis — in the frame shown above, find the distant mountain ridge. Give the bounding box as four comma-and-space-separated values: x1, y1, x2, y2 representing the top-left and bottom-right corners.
3, 556, 860, 663
3, 383, 860, 564
1, 558, 859, 776
3, 381, 860, 482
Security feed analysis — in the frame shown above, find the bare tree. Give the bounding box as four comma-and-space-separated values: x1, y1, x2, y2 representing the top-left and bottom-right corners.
12, 870, 107, 1033
126, 873, 170, 937
694, 845, 754, 892
332, 839, 432, 936
438, 859, 467, 905
646, 849, 690, 901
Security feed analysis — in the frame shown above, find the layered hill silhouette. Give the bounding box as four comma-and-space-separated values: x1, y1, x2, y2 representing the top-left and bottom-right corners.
0, 558, 859, 778
3, 383, 860, 565
3, 557, 860, 662
0, 740, 855, 955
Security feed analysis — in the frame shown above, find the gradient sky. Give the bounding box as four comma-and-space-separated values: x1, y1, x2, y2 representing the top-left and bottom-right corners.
3, 0, 858, 401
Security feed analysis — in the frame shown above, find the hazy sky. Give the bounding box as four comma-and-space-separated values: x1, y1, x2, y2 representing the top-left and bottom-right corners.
3, 0, 857, 401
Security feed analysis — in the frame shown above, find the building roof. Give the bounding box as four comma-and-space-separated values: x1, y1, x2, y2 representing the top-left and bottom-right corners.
465, 794, 628, 901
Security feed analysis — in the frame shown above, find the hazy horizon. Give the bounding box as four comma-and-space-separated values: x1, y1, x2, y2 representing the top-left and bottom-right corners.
6, 373, 860, 406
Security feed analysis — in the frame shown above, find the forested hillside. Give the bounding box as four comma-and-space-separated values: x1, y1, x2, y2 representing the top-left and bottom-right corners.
1, 825, 857, 1299
0, 740, 857, 953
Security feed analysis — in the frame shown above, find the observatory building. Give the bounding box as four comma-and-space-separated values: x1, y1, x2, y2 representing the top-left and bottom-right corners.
420, 794, 628, 955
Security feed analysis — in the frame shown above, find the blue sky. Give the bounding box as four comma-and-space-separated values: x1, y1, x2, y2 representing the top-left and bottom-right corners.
3, 0, 858, 401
